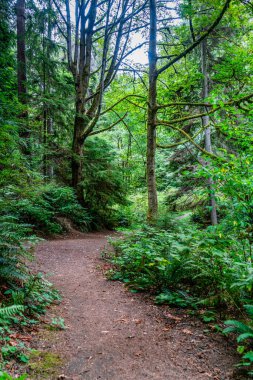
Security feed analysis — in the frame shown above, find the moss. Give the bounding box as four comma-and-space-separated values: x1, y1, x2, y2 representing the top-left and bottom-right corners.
28, 350, 62, 379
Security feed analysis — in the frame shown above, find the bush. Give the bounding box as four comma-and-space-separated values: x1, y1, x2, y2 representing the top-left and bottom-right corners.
0, 215, 35, 285
82, 138, 128, 229
224, 305, 253, 375
0, 184, 91, 234
109, 224, 192, 291
108, 219, 253, 309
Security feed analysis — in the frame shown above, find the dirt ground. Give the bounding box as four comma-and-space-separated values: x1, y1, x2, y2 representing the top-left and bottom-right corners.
33, 232, 244, 380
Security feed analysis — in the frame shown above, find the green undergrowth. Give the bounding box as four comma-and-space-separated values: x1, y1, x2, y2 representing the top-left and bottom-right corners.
0, 274, 62, 375
0, 212, 62, 375
0, 183, 88, 377
108, 221, 253, 307
107, 215, 253, 375
0, 184, 91, 235
0, 373, 28, 379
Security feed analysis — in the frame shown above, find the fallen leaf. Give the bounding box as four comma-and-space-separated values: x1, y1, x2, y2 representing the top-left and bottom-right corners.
163, 312, 182, 322
115, 318, 129, 323
9, 340, 18, 346
133, 319, 142, 324
182, 329, 193, 335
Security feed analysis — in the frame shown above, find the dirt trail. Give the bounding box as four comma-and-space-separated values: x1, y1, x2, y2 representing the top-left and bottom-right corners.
35, 232, 240, 380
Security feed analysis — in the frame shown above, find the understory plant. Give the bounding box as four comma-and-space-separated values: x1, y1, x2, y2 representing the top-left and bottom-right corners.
0, 212, 61, 375
108, 215, 253, 309
224, 305, 253, 375
109, 223, 192, 291
0, 184, 91, 234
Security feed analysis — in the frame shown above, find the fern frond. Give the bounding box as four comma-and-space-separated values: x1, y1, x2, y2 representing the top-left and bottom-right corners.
237, 332, 253, 343
224, 320, 253, 334
0, 305, 24, 317
244, 305, 253, 318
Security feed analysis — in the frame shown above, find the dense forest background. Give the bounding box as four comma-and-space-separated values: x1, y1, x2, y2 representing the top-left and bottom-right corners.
1, 0, 253, 377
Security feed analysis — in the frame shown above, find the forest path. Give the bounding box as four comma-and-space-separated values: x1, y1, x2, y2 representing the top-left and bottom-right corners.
34, 232, 238, 380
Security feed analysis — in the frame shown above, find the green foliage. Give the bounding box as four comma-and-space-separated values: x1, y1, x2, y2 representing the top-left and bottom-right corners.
82, 138, 128, 228
0, 214, 34, 284
109, 222, 192, 291
155, 290, 198, 309
108, 218, 253, 309
0, 184, 91, 234
0, 372, 27, 380
50, 317, 65, 330
224, 305, 253, 373
17, 274, 61, 316
0, 274, 61, 373
0, 306, 24, 319
1, 344, 28, 363
1, 0, 253, 376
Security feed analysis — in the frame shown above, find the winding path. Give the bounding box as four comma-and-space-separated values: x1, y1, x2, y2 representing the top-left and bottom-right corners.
35, 232, 238, 380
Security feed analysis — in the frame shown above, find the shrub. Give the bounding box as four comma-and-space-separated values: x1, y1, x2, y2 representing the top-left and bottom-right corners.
224, 305, 253, 375
0, 215, 35, 285
0, 184, 91, 234
109, 224, 192, 291
108, 219, 253, 309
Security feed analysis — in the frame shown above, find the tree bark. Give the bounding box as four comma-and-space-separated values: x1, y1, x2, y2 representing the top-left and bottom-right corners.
147, 0, 158, 222
16, 0, 29, 153
71, 108, 90, 205
201, 39, 218, 225
42, 0, 54, 179
17, 0, 27, 104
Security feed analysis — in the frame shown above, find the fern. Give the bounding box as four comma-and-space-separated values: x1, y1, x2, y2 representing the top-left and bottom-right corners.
224, 320, 253, 335
224, 305, 253, 372
0, 305, 24, 317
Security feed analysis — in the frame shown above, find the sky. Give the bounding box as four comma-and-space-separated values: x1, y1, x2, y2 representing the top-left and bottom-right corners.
128, 32, 148, 65
69, 1, 148, 65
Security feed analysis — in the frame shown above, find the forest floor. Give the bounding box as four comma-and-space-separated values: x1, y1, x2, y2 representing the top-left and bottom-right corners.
32, 231, 245, 380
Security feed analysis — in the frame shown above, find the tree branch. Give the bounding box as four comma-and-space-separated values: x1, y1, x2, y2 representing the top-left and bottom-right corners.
157, 0, 231, 76
156, 120, 225, 161
89, 112, 127, 136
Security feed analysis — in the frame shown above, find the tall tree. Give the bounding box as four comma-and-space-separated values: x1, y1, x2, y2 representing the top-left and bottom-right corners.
146, 0, 231, 221
42, 0, 54, 179
16, 0, 29, 152
53, 0, 146, 204
201, 39, 218, 225
147, 0, 158, 221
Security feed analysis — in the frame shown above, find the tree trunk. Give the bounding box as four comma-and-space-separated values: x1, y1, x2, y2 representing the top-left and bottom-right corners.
17, 0, 27, 104
16, 0, 29, 153
201, 39, 218, 225
71, 105, 90, 205
43, 0, 54, 179
147, 0, 158, 223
